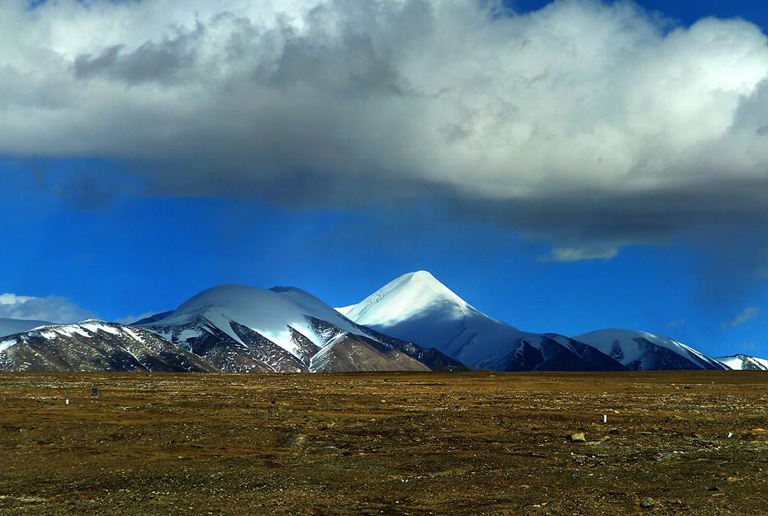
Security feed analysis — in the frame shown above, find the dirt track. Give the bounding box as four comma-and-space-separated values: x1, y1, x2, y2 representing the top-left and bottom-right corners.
2, 371, 768, 515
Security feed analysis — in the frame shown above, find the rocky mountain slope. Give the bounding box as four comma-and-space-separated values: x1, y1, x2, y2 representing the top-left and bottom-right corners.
575, 330, 726, 370
0, 321, 216, 372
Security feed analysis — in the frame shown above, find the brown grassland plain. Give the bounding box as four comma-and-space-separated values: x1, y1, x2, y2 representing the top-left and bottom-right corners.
1, 371, 768, 515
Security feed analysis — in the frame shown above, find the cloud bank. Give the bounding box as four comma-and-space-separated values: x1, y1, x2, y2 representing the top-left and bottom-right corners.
3, 0, 768, 257
0, 293, 95, 322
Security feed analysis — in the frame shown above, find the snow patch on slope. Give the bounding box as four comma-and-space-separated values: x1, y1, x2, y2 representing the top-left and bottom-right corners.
716, 354, 768, 371
0, 321, 154, 358
4, 321, 147, 345
335, 305, 357, 316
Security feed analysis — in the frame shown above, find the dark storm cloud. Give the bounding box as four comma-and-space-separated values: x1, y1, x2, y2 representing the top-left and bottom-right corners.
2, 0, 768, 260
460, 178, 768, 247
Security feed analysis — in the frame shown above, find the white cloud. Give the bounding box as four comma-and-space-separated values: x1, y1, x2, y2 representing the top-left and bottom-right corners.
0, 294, 34, 306
0, 292, 95, 323
722, 306, 762, 329
541, 245, 619, 262
3, 0, 768, 251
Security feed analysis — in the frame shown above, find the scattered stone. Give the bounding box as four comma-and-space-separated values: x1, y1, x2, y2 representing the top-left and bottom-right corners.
640, 497, 656, 509
569, 433, 586, 443
293, 434, 307, 449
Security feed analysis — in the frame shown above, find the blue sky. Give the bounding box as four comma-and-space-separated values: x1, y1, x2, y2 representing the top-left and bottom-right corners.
513, 0, 768, 28
1, 0, 768, 357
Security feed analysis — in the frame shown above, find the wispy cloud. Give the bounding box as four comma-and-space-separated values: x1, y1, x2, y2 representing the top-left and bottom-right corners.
666, 318, 686, 330
0, 293, 94, 323
722, 306, 762, 329
541, 246, 619, 263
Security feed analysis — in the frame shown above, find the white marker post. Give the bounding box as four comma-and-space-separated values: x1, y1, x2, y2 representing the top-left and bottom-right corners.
65, 397, 69, 406
603, 414, 607, 424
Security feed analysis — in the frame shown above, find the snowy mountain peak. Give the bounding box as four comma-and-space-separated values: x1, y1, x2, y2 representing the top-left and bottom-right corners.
343, 272, 634, 371
404, 270, 439, 282
345, 271, 535, 365
394, 270, 464, 302
145, 284, 362, 357
178, 284, 276, 312
177, 284, 348, 325
346, 271, 472, 327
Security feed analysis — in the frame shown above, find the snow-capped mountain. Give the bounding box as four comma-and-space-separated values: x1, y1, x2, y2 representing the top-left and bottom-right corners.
1, 273, 751, 374
344, 271, 625, 371
0, 317, 49, 339
139, 284, 466, 373
0, 320, 216, 372
346, 271, 523, 365
574, 330, 726, 370
715, 354, 768, 371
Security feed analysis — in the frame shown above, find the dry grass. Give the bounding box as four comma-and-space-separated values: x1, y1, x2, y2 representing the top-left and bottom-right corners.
2, 371, 768, 515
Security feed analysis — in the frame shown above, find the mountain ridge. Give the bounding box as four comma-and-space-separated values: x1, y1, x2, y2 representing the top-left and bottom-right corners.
0, 271, 760, 373
343, 271, 736, 372
715, 354, 768, 371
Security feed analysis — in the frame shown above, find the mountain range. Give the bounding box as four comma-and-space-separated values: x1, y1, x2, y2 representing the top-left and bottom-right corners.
0, 271, 763, 373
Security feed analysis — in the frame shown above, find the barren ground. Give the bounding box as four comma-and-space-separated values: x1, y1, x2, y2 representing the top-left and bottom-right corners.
2, 371, 768, 515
